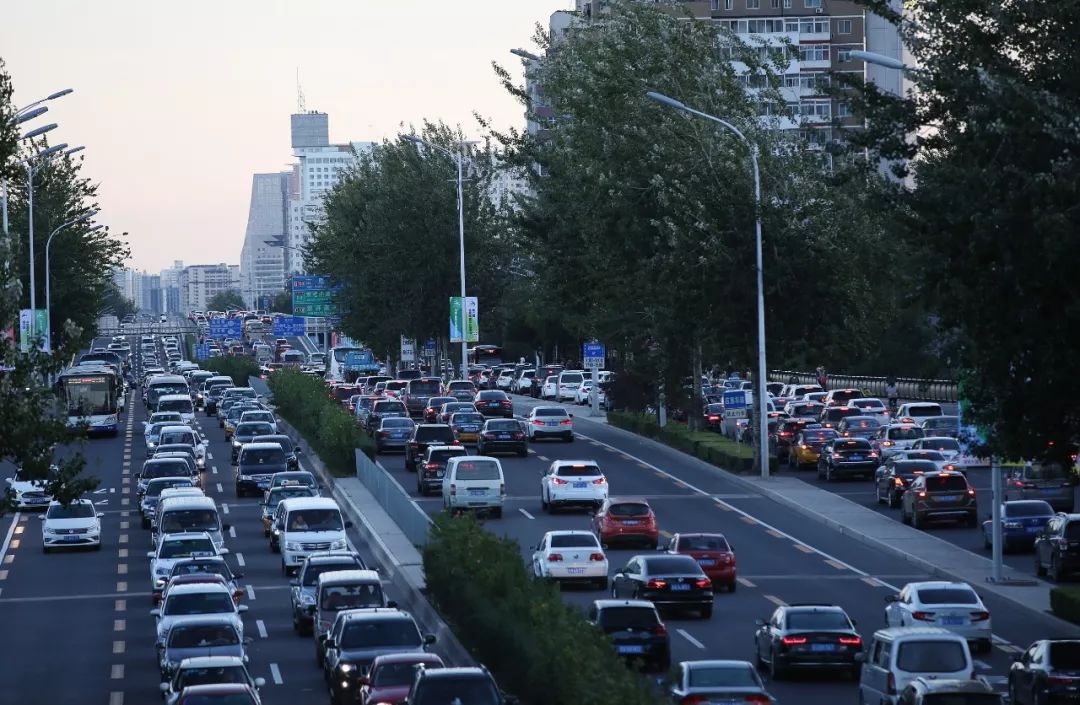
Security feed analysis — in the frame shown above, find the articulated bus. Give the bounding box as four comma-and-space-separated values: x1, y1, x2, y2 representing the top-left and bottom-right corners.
59, 364, 123, 435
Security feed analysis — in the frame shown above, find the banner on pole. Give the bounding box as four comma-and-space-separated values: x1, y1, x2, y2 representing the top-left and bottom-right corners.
449, 296, 479, 343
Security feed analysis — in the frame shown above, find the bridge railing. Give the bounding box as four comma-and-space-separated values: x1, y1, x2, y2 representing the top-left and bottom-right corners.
768, 370, 957, 403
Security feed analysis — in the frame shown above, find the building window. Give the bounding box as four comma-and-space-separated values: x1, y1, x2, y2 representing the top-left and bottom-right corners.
784, 0, 792, 6
838, 19, 853, 34
837, 48, 852, 62
746, 0, 759, 7
711, 0, 719, 9
772, 0, 781, 6
724, 0, 733, 8
837, 102, 850, 117
798, 45, 830, 62
804, 0, 822, 6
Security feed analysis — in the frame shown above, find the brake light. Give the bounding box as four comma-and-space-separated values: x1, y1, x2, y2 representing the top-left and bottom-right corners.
917, 491, 927, 498
646, 579, 668, 589
839, 636, 862, 646
780, 431, 792, 437
708, 415, 720, 422
590, 553, 605, 561
883, 440, 894, 447
513, 433, 525, 440
970, 611, 990, 622
680, 697, 707, 705
694, 578, 712, 589
552, 477, 569, 485
559, 419, 572, 426
782, 636, 807, 645
592, 477, 607, 485
548, 553, 563, 562
869, 452, 878, 458
800, 444, 808, 449
378, 431, 389, 438
912, 611, 935, 621
653, 623, 667, 636
967, 488, 976, 496
424, 463, 438, 470
832, 453, 841, 459
532, 419, 545, 426
501, 400, 512, 406
744, 696, 771, 705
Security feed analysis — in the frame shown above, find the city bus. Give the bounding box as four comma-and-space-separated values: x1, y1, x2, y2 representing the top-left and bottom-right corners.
59, 364, 122, 435
328, 346, 379, 383
467, 345, 503, 367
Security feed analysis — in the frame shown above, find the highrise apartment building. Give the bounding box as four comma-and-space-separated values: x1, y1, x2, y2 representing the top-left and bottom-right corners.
159, 260, 183, 314
179, 263, 241, 313
239, 172, 289, 309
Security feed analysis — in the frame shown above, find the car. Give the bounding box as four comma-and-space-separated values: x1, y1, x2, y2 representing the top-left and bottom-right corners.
539, 375, 559, 400
442, 456, 506, 517
312, 570, 396, 663
271, 496, 352, 573
5, 467, 55, 509
531, 530, 608, 589
753, 603, 862, 679
152, 582, 248, 646
402, 424, 458, 471
157, 618, 248, 681
353, 395, 384, 427
414, 445, 468, 496
40, 499, 102, 553
982, 500, 1055, 552
166, 557, 244, 605
897, 448, 956, 472
473, 390, 513, 418
374, 417, 417, 454
819, 405, 863, 429
573, 379, 606, 406
884, 581, 992, 653
900, 471, 978, 529
874, 423, 927, 460
1034, 513, 1080, 581
772, 417, 815, 454
591, 497, 659, 548
587, 599, 670, 672
260, 433, 302, 470
540, 460, 608, 512
664, 532, 737, 593
288, 551, 367, 635
817, 437, 879, 481
1008, 639, 1080, 705
260, 482, 320, 535
149, 532, 224, 601
449, 411, 486, 445
419, 396, 456, 423
897, 677, 1000, 705
367, 400, 409, 434
444, 379, 477, 399
836, 415, 884, 440
823, 388, 864, 407
357, 652, 447, 705
436, 401, 477, 425
556, 370, 587, 401
910, 436, 962, 463
234, 442, 291, 497
476, 418, 528, 457
611, 553, 714, 618
230, 421, 277, 463
920, 415, 960, 438
702, 403, 725, 432
668, 660, 775, 705
849, 397, 891, 418
874, 459, 938, 508
896, 402, 945, 421
144, 412, 186, 450
141, 477, 198, 529
404, 664, 515, 705
783, 400, 825, 420
525, 406, 574, 442
173, 683, 260, 705
321, 608, 436, 702
1004, 462, 1076, 512
787, 427, 837, 469
511, 370, 536, 395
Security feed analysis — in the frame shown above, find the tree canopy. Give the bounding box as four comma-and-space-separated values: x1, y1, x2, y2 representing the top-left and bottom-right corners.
206, 289, 246, 313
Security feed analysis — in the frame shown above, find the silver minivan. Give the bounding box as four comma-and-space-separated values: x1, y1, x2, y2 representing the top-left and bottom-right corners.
442, 456, 506, 518
857, 626, 973, 705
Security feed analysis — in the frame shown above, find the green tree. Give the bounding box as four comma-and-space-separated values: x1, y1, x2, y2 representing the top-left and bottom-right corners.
849, 0, 1080, 464
101, 281, 136, 319
206, 289, 246, 313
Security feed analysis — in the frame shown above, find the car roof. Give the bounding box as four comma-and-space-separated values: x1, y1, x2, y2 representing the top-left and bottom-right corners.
177, 655, 246, 669
280, 497, 339, 510
551, 460, 600, 467
532, 406, 569, 413
339, 608, 412, 622
544, 530, 596, 537
174, 683, 252, 695
592, 599, 657, 610
241, 442, 285, 451
416, 424, 452, 429
372, 651, 444, 666
165, 582, 231, 596
910, 678, 995, 693
46, 498, 92, 506
872, 626, 962, 639
160, 496, 216, 510
316, 569, 380, 585
905, 581, 974, 590
607, 496, 650, 505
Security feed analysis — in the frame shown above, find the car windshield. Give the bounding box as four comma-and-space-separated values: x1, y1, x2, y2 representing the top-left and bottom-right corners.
236, 423, 274, 437
924, 475, 969, 492
917, 588, 979, 605
449, 382, 473, 390
143, 462, 191, 479
302, 561, 361, 587
826, 408, 860, 420
147, 480, 195, 496
452, 413, 485, 425
158, 399, 193, 413
241, 448, 287, 465
845, 418, 882, 430
272, 474, 316, 488
785, 611, 851, 630
172, 561, 232, 580
890, 427, 925, 440
555, 464, 601, 477
161, 510, 218, 533
412, 678, 500, 705
164, 592, 234, 615
427, 397, 455, 408
160, 538, 216, 558
678, 535, 730, 552
178, 666, 247, 688
339, 620, 421, 649
486, 421, 519, 431
453, 460, 500, 481
319, 583, 384, 610
46, 503, 95, 519
535, 409, 568, 418
896, 640, 968, 673
687, 665, 760, 688
375, 402, 406, 413
382, 419, 414, 429
408, 380, 441, 395
645, 556, 699, 574
922, 439, 960, 452
478, 391, 507, 400
160, 432, 196, 446
150, 413, 183, 424
242, 412, 273, 422
177, 694, 256, 705
265, 437, 294, 453
895, 461, 938, 477
168, 624, 239, 648
835, 439, 872, 450
1006, 501, 1054, 517
561, 373, 584, 384
373, 661, 429, 687
549, 534, 600, 548
609, 503, 650, 517
1049, 642, 1080, 669
266, 488, 315, 506
599, 606, 659, 630
288, 509, 342, 531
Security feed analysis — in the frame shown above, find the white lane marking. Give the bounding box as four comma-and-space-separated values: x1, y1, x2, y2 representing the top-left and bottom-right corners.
519, 508, 535, 520
764, 594, 788, 607
109, 692, 124, 705
235, 552, 246, 567
109, 487, 116, 493
212, 467, 218, 475
246, 584, 255, 600
256, 619, 268, 638
270, 663, 283, 685
207, 451, 214, 460
737, 577, 756, 588
0, 513, 18, 571
221, 503, 229, 514
216, 483, 224, 493
677, 628, 706, 649
229, 526, 237, 539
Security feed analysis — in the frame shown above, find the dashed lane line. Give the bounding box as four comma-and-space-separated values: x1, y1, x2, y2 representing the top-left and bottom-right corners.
825, 559, 848, 570
110, 664, 124, 679
235, 552, 246, 568
112, 640, 125, 654
229, 526, 237, 539
256, 619, 268, 639
270, 663, 283, 685
117, 564, 128, 575
519, 508, 535, 520
765, 529, 785, 538
740, 516, 758, 525
221, 503, 230, 515
216, 483, 224, 493
737, 577, 756, 588
246, 585, 256, 600
116, 581, 127, 592
113, 619, 125, 632
793, 544, 815, 554
109, 692, 123, 705
677, 628, 706, 649
115, 599, 126, 611
764, 594, 788, 607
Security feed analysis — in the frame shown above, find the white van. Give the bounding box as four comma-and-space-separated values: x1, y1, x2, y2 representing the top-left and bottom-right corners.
146, 374, 190, 411
157, 424, 207, 469
896, 403, 945, 421
156, 394, 195, 423
556, 370, 586, 402
155, 495, 228, 552
271, 497, 352, 575
857, 626, 974, 705
442, 456, 506, 518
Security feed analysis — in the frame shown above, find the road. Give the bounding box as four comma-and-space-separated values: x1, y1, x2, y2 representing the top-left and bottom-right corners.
372, 394, 1077, 704
0, 338, 432, 705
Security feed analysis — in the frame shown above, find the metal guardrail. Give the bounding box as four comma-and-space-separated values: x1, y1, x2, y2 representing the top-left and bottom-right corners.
98, 323, 197, 337
354, 449, 432, 548
768, 370, 958, 404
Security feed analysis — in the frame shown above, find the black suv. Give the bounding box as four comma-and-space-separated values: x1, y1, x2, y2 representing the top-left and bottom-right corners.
901, 471, 977, 529
405, 424, 458, 472
752, 603, 861, 680
817, 437, 878, 481
416, 445, 468, 496
261, 434, 301, 470
1035, 514, 1080, 581
235, 442, 290, 497
587, 599, 670, 672
405, 665, 516, 705
874, 459, 938, 508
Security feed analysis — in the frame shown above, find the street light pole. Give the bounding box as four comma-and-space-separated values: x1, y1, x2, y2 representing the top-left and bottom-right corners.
646, 91, 769, 479
46, 215, 101, 352
25, 143, 70, 342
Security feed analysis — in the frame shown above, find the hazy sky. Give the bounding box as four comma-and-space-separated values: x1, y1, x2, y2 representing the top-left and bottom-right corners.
2, 1, 566, 272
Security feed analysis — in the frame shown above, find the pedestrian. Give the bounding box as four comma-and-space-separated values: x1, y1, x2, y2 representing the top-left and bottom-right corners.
816, 366, 828, 391
885, 376, 899, 413
787, 374, 798, 385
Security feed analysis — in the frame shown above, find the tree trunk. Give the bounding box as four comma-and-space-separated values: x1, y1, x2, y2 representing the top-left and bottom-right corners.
688, 340, 703, 431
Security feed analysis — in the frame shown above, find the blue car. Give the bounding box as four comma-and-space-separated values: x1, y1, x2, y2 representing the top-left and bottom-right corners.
982, 500, 1055, 551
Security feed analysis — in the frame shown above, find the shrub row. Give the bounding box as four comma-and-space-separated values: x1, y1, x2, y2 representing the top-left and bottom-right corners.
608, 411, 778, 474
422, 513, 666, 705
267, 368, 374, 476
203, 356, 261, 387
1050, 586, 1080, 624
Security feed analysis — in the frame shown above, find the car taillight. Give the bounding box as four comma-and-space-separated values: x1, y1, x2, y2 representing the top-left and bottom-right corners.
1048, 675, 1076, 685
744, 696, 771, 705
548, 553, 563, 562
653, 623, 667, 636
782, 636, 807, 645
425, 463, 438, 470
916, 491, 927, 498
559, 419, 572, 426
869, 451, 878, 457
500, 483, 505, 496
589, 553, 604, 561
839, 636, 862, 646
552, 477, 568, 485
967, 488, 976, 496
707, 415, 720, 422
694, 578, 711, 589
532, 419, 545, 426
912, 611, 935, 621
482, 432, 496, 439
592, 477, 607, 485
970, 611, 990, 622
680, 696, 708, 705
883, 440, 894, 447
501, 400, 511, 406
646, 579, 667, 589
513, 433, 525, 440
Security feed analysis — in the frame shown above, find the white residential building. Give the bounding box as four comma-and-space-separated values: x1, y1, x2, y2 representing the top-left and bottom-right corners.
179, 263, 241, 314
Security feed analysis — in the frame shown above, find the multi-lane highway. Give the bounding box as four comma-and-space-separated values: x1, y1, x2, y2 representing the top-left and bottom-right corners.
373, 394, 1079, 704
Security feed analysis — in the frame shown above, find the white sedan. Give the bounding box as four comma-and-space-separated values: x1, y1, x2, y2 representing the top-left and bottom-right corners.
884, 580, 992, 652
152, 582, 248, 645
849, 397, 891, 418
573, 381, 608, 407
541, 460, 607, 511
910, 436, 962, 462
41, 499, 101, 553
540, 376, 559, 400
526, 406, 574, 442
531, 530, 608, 589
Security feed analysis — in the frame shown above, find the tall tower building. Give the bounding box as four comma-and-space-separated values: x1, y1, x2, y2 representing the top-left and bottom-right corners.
239, 172, 289, 309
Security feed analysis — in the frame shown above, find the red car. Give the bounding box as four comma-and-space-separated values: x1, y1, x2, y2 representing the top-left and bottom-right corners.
358, 652, 445, 705
591, 497, 659, 548
664, 532, 737, 592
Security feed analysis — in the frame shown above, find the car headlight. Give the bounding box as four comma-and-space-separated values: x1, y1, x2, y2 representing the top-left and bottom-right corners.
147, 441, 157, 448
232, 440, 241, 448
285, 542, 302, 552
42, 526, 56, 535
330, 539, 347, 550
337, 663, 355, 673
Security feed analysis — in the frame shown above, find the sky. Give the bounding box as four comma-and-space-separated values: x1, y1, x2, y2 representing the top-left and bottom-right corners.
2, 0, 567, 272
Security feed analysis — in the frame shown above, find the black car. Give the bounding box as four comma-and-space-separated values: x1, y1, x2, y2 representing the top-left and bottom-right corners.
836, 415, 884, 441
901, 471, 978, 529
817, 438, 879, 481
261, 434, 301, 470
476, 419, 528, 457
235, 443, 290, 497
474, 390, 513, 418
819, 406, 862, 430
366, 400, 408, 435
703, 403, 724, 432
322, 609, 436, 703
230, 421, 277, 464
772, 417, 815, 454
587, 599, 670, 672
288, 551, 366, 635
422, 397, 456, 424
1035, 513, 1080, 581
874, 459, 938, 508
531, 365, 564, 398
610, 554, 714, 618
753, 604, 861, 680
406, 665, 516, 705
416, 445, 469, 496
1008, 639, 1080, 705
405, 424, 459, 472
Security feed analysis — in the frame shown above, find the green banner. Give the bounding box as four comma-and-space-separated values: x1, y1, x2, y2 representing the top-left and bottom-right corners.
449, 296, 479, 343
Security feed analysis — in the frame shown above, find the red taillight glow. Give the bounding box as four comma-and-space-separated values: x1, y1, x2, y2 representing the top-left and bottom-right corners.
970, 610, 990, 622
744, 696, 771, 705
694, 578, 712, 589
917, 491, 927, 498
967, 488, 976, 496
646, 579, 667, 589
912, 611, 936, 621
653, 623, 667, 636
532, 419, 545, 426
592, 477, 607, 485
1048, 675, 1075, 685
552, 477, 568, 485
547, 553, 563, 562
782, 636, 807, 645
839, 636, 862, 646
589, 553, 605, 561
559, 419, 572, 426
424, 463, 438, 470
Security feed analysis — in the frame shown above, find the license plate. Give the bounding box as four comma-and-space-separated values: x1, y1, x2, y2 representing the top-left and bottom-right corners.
617, 645, 644, 654
468, 488, 487, 495
811, 643, 837, 652
573, 482, 587, 489
937, 495, 959, 502
546, 421, 558, 426
621, 520, 640, 526
940, 617, 964, 625
848, 455, 863, 461
567, 567, 584, 575
60, 536, 83, 543
697, 559, 716, 566
498, 434, 510, 440
670, 584, 691, 591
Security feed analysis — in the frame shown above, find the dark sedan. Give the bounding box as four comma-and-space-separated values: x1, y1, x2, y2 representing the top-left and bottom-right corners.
230, 421, 277, 464
753, 604, 862, 680
817, 438, 879, 481
874, 459, 938, 508
703, 403, 724, 432
474, 390, 514, 418
422, 397, 456, 423
983, 500, 1055, 552
1009, 639, 1080, 705
477, 419, 528, 457
611, 554, 714, 618
374, 418, 416, 454
836, 415, 883, 440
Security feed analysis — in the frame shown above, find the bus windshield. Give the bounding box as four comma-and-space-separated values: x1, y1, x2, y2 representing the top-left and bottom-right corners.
64, 376, 115, 415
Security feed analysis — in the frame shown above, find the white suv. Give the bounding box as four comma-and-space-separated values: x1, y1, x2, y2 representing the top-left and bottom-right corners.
540, 460, 607, 511
556, 370, 586, 402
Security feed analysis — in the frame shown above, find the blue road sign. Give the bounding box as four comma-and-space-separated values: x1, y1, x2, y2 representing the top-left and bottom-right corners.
272, 316, 306, 337
723, 390, 748, 410
208, 318, 242, 339
262, 295, 270, 311
583, 342, 605, 361
195, 343, 210, 361
424, 339, 437, 353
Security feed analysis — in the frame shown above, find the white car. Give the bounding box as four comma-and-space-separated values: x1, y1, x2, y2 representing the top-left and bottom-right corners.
573, 381, 607, 407
239, 410, 278, 433
144, 412, 186, 451
884, 581, 992, 653
152, 582, 247, 646
5, 468, 54, 510
531, 530, 608, 589
149, 531, 225, 595
556, 371, 586, 402
540, 461, 607, 512
40, 499, 101, 553
849, 397, 891, 418
874, 423, 926, 460
526, 406, 574, 442
495, 370, 516, 390
910, 436, 962, 463
540, 376, 559, 400
895, 402, 945, 423
513, 371, 536, 394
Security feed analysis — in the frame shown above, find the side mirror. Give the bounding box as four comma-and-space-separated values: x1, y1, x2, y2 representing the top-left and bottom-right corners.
569, 413, 574, 418
358, 675, 370, 686
423, 633, 437, 645
150, 609, 161, 617
38, 515, 46, 521
243, 636, 255, 645
238, 605, 249, 613
253, 677, 265, 689
218, 548, 230, 555
386, 600, 398, 609
1013, 653, 1022, 662
147, 551, 156, 558
159, 682, 170, 693
295, 447, 302, 454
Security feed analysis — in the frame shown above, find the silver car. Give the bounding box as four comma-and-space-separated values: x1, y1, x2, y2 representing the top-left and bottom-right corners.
1004, 462, 1076, 512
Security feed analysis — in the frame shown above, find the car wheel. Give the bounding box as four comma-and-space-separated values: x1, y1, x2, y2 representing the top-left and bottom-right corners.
491, 507, 502, 519
887, 491, 899, 509
769, 650, 785, 680
565, 433, 573, 442
42, 546, 50, 555
1035, 551, 1047, 576
875, 485, 885, 505
1051, 556, 1064, 582
912, 510, 922, 530
518, 447, 528, 458
541, 492, 550, 512
141, 516, 151, 530
901, 506, 911, 525
754, 642, 765, 670
817, 462, 825, 480
728, 580, 737, 593
966, 513, 978, 528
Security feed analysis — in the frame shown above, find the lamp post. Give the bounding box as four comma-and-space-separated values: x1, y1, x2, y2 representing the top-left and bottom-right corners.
3, 88, 74, 238
403, 134, 475, 381
46, 213, 101, 352
646, 90, 769, 479
23, 142, 70, 343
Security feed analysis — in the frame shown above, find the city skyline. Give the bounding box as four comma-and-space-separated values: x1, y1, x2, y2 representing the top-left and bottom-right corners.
1, 0, 565, 271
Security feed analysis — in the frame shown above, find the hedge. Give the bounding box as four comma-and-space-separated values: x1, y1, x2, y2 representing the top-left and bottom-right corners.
1050, 586, 1080, 624
423, 514, 666, 705
267, 368, 374, 476
608, 411, 778, 474
203, 356, 261, 387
